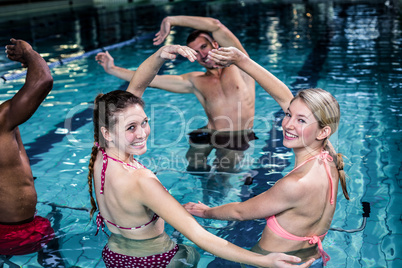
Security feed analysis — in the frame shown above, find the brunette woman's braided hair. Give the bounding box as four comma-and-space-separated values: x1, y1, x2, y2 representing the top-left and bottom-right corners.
292, 88, 349, 200
87, 90, 145, 218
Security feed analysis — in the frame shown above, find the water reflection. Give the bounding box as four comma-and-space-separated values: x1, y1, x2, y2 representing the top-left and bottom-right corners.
0, 0, 400, 267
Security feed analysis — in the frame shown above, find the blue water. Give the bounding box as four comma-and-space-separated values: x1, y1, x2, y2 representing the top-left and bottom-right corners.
0, 1, 400, 267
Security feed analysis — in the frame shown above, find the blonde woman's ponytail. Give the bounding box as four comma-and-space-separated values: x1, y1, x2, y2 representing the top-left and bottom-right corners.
336, 153, 349, 200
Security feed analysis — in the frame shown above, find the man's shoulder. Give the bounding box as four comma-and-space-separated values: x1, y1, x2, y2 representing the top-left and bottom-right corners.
183, 71, 208, 87
183, 71, 205, 78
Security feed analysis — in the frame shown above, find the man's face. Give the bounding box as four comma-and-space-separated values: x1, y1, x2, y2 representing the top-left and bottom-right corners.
188, 35, 218, 69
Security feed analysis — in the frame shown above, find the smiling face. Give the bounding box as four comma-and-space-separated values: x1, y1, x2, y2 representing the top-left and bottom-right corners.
105, 104, 150, 156
187, 34, 218, 69
282, 98, 327, 152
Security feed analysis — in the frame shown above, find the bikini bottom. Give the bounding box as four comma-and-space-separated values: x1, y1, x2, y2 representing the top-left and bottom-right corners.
103, 232, 200, 267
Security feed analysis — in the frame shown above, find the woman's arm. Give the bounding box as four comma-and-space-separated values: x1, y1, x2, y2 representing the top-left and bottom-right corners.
126, 45, 197, 97
136, 169, 312, 268
207, 47, 294, 112
184, 174, 304, 222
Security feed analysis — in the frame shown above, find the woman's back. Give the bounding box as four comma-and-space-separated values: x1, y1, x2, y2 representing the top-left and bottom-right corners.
259, 151, 339, 259
93, 151, 164, 240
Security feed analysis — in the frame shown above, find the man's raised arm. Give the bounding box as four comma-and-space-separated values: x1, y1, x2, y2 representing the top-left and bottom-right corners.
95, 51, 135, 81
1, 39, 53, 131
96, 49, 198, 95
153, 16, 247, 55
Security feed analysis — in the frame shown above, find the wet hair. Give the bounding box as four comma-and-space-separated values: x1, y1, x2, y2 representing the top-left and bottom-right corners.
87, 90, 145, 218
291, 88, 349, 200
186, 30, 213, 45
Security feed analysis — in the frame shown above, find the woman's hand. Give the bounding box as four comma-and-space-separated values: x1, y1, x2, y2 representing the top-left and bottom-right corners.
207, 47, 244, 68
160, 45, 197, 62
263, 253, 315, 268
183, 201, 210, 218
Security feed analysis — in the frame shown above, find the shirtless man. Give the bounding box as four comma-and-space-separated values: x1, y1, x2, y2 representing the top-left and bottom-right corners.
0, 39, 54, 255
96, 16, 293, 173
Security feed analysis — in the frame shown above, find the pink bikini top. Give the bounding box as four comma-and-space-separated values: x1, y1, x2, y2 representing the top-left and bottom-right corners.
266, 150, 334, 266
94, 142, 159, 236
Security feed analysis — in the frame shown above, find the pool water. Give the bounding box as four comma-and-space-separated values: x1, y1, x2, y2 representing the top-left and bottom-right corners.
0, 1, 401, 267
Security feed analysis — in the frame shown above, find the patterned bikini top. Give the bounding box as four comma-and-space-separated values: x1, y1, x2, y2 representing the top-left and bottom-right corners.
94, 142, 159, 236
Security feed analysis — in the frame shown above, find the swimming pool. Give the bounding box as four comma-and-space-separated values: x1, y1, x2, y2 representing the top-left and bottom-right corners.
0, 0, 400, 267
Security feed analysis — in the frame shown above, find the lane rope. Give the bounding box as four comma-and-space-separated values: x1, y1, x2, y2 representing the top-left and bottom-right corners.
1, 33, 154, 82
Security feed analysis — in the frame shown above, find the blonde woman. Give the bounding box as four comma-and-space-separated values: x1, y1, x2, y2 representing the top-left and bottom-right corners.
184, 47, 350, 267
88, 45, 314, 267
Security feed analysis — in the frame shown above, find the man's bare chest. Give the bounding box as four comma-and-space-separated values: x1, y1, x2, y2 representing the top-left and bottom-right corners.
195, 72, 249, 100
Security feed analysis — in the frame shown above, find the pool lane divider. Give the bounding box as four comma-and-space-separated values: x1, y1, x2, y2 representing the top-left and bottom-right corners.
1, 32, 155, 82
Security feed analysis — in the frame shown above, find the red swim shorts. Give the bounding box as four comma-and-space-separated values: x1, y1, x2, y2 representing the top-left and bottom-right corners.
0, 216, 55, 255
